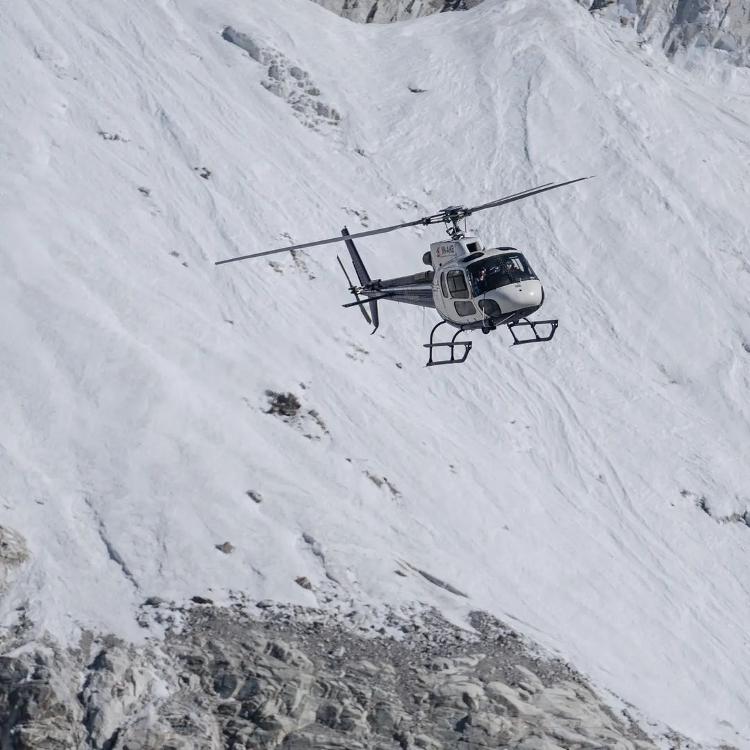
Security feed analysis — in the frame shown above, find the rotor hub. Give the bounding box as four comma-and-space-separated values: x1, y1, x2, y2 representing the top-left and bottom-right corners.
439, 205, 468, 238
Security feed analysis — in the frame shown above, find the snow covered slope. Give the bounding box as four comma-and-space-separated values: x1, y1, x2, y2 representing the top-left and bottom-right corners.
2, 0, 750, 745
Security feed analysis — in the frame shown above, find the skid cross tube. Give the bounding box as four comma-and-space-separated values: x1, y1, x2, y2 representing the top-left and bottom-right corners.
424, 321, 473, 366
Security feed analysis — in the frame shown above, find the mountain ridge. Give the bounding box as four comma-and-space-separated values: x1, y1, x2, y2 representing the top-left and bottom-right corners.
312, 0, 750, 65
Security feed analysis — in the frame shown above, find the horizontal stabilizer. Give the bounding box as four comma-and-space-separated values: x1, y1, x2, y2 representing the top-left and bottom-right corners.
342, 292, 392, 309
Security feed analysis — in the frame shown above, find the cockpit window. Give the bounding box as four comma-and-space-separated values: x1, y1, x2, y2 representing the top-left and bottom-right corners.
446, 270, 470, 299
469, 253, 537, 294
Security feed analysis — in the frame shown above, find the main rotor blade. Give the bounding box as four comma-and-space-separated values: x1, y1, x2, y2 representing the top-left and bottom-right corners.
214, 176, 592, 266
215, 216, 427, 266
469, 182, 555, 211
467, 176, 592, 215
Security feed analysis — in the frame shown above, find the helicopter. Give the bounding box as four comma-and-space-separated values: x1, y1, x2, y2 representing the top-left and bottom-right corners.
216, 176, 590, 366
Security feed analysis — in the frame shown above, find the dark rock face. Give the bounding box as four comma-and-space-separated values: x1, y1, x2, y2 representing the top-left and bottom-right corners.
0, 604, 659, 749
0, 652, 86, 749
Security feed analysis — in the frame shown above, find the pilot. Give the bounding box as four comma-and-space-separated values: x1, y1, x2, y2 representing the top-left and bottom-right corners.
474, 267, 488, 296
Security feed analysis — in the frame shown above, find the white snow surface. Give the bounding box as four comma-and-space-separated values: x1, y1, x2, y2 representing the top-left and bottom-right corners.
2, 0, 750, 745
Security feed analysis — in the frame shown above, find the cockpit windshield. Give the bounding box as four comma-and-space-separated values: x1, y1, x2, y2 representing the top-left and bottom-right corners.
468, 253, 537, 295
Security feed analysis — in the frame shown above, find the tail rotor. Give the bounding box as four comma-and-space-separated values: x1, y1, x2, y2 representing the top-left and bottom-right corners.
340, 227, 380, 333
336, 255, 372, 326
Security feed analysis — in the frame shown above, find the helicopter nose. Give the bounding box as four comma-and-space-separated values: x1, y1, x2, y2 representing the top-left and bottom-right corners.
495, 280, 543, 311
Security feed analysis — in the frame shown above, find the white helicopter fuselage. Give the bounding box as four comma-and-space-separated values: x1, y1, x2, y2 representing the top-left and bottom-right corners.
428, 236, 545, 329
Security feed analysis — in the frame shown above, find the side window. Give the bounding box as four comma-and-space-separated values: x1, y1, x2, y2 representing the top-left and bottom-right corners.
440, 272, 449, 298
446, 271, 470, 299
454, 301, 476, 317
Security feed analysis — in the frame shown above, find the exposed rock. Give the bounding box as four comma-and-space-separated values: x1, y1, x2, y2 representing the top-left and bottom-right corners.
221, 26, 264, 62
0, 525, 29, 589
97, 130, 128, 142
0, 604, 661, 749
263, 391, 329, 440
411, 566, 467, 598
222, 31, 342, 131
364, 472, 400, 498
310, 0, 750, 65
265, 390, 302, 418
309, 0, 484, 24
0, 650, 87, 749
579, 0, 750, 65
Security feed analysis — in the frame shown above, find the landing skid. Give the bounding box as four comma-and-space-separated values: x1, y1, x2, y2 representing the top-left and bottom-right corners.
507, 317, 558, 345
424, 321, 472, 367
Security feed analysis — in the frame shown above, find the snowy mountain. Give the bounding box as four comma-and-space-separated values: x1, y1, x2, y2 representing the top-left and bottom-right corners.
2, 0, 750, 747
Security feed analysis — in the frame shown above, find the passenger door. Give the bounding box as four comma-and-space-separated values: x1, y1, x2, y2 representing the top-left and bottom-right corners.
446, 270, 476, 318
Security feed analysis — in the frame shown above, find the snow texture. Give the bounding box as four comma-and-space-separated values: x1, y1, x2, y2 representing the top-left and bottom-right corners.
1, 0, 750, 747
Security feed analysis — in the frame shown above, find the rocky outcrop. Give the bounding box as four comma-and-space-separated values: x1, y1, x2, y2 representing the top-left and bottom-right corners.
0, 649, 87, 749
309, 0, 484, 24
0, 603, 661, 749
310, 0, 750, 64
222, 27, 342, 132
0, 526, 29, 590
580, 0, 750, 64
